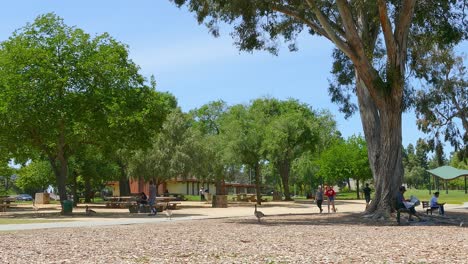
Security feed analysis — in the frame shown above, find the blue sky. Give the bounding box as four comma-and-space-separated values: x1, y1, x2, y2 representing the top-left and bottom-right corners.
1, 1, 465, 151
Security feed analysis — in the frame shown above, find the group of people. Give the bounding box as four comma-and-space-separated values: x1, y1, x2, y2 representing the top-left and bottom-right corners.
136, 180, 158, 216
396, 185, 445, 221
314, 185, 337, 213
313, 183, 446, 219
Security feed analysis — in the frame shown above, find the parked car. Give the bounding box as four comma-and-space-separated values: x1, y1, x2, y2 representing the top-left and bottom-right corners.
16, 194, 33, 201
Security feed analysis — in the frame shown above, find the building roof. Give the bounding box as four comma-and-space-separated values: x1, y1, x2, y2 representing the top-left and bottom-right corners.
427, 166, 468, 180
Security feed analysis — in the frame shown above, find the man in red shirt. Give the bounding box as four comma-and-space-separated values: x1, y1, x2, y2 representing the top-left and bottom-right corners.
325, 186, 336, 213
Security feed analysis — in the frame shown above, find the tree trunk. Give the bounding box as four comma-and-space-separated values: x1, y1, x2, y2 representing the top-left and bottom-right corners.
72, 170, 78, 207
279, 160, 292, 201
84, 176, 92, 203
117, 160, 130, 196
356, 179, 360, 199
356, 76, 404, 218
254, 162, 262, 205
365, 103, 403, 216
48, 151, 69, 212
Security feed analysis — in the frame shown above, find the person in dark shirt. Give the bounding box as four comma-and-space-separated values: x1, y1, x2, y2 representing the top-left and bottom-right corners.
396, 186, 421, 222
363, 183, 372, 208
137, 192, 148, 205
315, 186, 324, 213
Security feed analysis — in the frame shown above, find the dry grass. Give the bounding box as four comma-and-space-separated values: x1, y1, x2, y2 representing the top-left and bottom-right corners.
0, 212, 467, 263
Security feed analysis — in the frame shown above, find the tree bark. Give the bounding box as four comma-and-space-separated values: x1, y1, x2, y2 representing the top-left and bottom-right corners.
254, 162, 262, 205
48, 150, 69, 212
365, 100, 403, 216
356, 179, 360, 199
84, 176, 92, 203
117, 160, 130, 196
72, 170, 78, 207
278, 160, 292, 201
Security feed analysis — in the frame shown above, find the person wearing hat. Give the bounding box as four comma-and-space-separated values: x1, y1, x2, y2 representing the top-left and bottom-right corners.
396, 186, 421, 222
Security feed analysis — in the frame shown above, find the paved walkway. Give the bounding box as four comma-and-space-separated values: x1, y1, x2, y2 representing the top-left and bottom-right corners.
1, 200, 466, 231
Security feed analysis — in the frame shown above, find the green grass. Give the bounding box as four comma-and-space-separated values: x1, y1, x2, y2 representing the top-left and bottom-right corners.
405, 189, 467, 205
184, 195, 203, 201
0, 219, 73, 225
336, 189, 467, 204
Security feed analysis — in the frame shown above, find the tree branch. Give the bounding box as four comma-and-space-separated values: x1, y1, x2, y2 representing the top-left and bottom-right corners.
394, 0, 416, 59
270, 4, 330, 40
377, 0, 397, 65
305, 0, 355, 60
336, 0, 367, 61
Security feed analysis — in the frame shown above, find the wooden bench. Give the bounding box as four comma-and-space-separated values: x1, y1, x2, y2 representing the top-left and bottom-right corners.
396, 207, 411, 224
0, 203, 17, 212
106, 201, 135, 208
166, 202, 181, 210
422, 201, 438, 215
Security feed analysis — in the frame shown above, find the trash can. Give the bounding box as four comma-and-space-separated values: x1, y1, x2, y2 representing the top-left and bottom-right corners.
62, 200, 73, 214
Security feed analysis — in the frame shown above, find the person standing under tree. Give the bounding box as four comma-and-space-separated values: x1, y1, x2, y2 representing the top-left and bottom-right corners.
148, 180, 157, 216
325, 185, 336, 213
363, 183, 372, 209
315, 186, 324, 213
200, 187, 205, 201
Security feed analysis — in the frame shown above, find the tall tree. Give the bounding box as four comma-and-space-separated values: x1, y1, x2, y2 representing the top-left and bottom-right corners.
191, 101, 232, 194
16, 160, 55, 196
0, 14, 146, 209
414, 49, 467, 162
221, 103, 265, 204
261, 99, 320, 200
316, 135, 371, 197
170, 0, 467, 217
129, 109, 203, 190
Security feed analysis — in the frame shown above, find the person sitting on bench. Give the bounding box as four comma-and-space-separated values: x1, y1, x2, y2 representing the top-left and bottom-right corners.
137, 192, 148, 205
396, 186, 421, 222
430, 192, 445, 216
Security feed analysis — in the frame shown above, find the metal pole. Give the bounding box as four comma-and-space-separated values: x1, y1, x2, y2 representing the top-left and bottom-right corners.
429, 174, 431, 195
465, 176, 467, 194
445, 180, 448, 194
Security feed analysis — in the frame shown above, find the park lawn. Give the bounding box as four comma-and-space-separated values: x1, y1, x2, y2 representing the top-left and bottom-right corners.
337, 189, 467, 204
405, 189, 467, 205
0, 219, 73, 225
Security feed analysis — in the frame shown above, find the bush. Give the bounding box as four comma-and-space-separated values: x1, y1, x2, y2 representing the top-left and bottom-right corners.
340, 186, 351, 193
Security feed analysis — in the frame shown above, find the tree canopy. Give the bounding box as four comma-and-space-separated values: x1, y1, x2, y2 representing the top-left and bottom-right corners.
0, 14, 173, 208
171, 0, 467, 216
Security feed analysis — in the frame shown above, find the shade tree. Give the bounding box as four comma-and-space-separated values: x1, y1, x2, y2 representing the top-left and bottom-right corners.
0, 14, 154, 209
171, 0, 468, 217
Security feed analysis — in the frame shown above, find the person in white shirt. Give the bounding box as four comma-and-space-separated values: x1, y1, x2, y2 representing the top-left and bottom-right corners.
430, 192, 445, 215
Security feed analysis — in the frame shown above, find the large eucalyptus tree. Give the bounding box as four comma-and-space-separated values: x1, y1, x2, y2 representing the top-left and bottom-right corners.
170, 0, 467, 217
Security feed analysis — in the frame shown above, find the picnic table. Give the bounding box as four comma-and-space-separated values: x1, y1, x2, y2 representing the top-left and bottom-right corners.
128, 197, 180, 213
234, 193, 265, 202
0, 197, 16, 212
105, 196, 138, 208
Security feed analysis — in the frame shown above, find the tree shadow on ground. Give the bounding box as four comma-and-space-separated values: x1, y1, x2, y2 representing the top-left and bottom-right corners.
0, 209, 205, 219
226, 211, 468, 227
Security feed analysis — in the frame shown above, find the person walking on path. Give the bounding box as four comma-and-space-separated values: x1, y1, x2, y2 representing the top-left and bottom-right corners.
363, 183, 372, 209
325, 186, 336, 213
315, 186, 324, 213
430, 192, 445, 216
148, 181, 157, 216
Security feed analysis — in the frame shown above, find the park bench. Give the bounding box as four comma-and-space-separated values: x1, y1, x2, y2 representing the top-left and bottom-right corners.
166, 202, 181, 210
395, 199, 412, 224
396, 207, 411, 224
0, 203, 17, 212
422, 201, 438, 215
